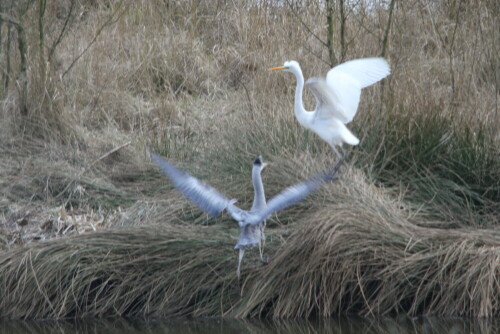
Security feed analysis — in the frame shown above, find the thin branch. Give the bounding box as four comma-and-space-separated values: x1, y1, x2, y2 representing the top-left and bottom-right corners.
0, 12, 21, 26
91, 141, 131, 168
62, 1, 128, 79
241, 82, 254, 115
48, 0, 76, 62
350, 13, 382, 42
302, 42, 330, 67
284, 0, 328, 48
448, 2, 461, 98
54, 141, 131, 200
38, 0, 46, 58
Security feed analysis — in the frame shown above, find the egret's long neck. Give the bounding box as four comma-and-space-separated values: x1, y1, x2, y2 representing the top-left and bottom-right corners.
293, 70, 310, 127
251, 167, 266, 211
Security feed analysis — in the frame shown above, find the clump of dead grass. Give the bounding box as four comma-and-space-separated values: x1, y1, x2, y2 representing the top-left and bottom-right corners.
235, 168, 500, 318
1, 316, 499, 333
0, 167, 498, 319
0, 223, 254, 319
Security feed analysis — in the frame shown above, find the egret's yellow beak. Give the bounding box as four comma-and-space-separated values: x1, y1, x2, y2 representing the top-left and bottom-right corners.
267, 66, 287, 71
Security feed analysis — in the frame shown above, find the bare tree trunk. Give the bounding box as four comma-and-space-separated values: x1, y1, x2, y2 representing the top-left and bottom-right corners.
339, 0, 347, 62
3, 23, 11, 98
0, 11, 28, 114
381, 0, 396, 59
0, 1, 4, 98
17, 18, 28, 116
379, 0, 396, 111
326, 0, 337, 66
1, 1, 15, 98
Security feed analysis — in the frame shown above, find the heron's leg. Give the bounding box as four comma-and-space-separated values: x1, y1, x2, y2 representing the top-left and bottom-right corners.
258, 243, 264, 262
259, 221, 266, 261
236, 249, 245, 280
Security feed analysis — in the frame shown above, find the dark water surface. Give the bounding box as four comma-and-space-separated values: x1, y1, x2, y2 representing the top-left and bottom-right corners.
1, 317, 499, 334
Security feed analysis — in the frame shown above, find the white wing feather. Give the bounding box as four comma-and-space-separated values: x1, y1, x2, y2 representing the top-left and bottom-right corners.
306, 78, 348, 123
325, 57, 390, 123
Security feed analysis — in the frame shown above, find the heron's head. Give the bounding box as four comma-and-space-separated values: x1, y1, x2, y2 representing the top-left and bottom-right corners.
253, 155, 268, 171
268, 60, 302, 77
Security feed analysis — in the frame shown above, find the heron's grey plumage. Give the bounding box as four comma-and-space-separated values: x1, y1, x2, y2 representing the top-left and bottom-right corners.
152, 153, 343, 278
240, 160, 342, 226
151, 154, 230, 217
251, 156, 267, 212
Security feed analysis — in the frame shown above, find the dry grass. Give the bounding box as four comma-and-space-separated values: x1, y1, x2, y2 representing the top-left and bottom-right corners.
0, 167, 498, 319
1, 317, 499, 334
236, 168, 500, 318
0, 0, 499, 320
0, 224, 250, 319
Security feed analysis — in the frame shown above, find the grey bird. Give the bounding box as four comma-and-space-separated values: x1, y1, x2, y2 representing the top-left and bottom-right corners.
151, 153, 343, 278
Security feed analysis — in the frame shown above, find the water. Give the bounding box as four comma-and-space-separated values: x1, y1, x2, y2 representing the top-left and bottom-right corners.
1, 317, 499, 334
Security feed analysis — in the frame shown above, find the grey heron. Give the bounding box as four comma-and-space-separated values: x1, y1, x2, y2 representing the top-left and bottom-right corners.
151, 153, 343, 278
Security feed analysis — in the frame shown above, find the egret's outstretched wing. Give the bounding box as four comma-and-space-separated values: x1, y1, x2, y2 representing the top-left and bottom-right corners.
325, 57, 390, 123
306, 78, 348, 123
244, 158, 344, 226
151, 154, 231, 217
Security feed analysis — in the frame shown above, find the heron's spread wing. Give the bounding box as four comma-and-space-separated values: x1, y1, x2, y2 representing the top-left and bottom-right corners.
226, 202, 247, 223
306, 78, 349, 123
325, 57, 390, 123
151, 154, 231, 217
245, 158, 344, 225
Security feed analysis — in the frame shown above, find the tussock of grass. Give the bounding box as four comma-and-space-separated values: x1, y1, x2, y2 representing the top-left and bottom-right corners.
357, 106, 499, 225
235, 169, 500, 318
1, 317, 499, 333
0, 169, 498, 319
0, 224, 255, 319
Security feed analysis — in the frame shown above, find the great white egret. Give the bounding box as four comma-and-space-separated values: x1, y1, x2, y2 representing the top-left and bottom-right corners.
151, 153, 343, 278
268, 58, 390, 157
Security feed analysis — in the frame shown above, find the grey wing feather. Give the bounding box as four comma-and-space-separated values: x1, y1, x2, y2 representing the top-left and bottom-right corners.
226, 202, 247, 223
246, 158, 344, 225
151, 154, 231, 217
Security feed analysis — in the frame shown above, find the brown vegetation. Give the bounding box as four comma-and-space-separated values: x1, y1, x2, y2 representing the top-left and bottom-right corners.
0, 0, 499, 319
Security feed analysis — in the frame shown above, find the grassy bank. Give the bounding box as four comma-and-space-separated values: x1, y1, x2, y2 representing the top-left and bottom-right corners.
0, 167, 498, 319
0, 0, 499, 319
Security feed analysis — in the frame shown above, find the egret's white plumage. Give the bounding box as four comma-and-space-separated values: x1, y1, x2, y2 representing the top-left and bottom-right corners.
268, 58, 390, 156
151, 153, 342, 278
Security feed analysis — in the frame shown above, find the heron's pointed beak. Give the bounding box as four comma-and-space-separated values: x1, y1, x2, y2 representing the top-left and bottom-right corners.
262, 162, 269, 169
267, 66, 287, 71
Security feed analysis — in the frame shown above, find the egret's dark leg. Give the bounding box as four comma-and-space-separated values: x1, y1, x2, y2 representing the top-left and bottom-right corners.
331, 145, 342, 159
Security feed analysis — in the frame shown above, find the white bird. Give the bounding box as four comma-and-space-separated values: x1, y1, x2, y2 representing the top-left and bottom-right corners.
268, 58, 390, 157
151, 153, 343, 278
